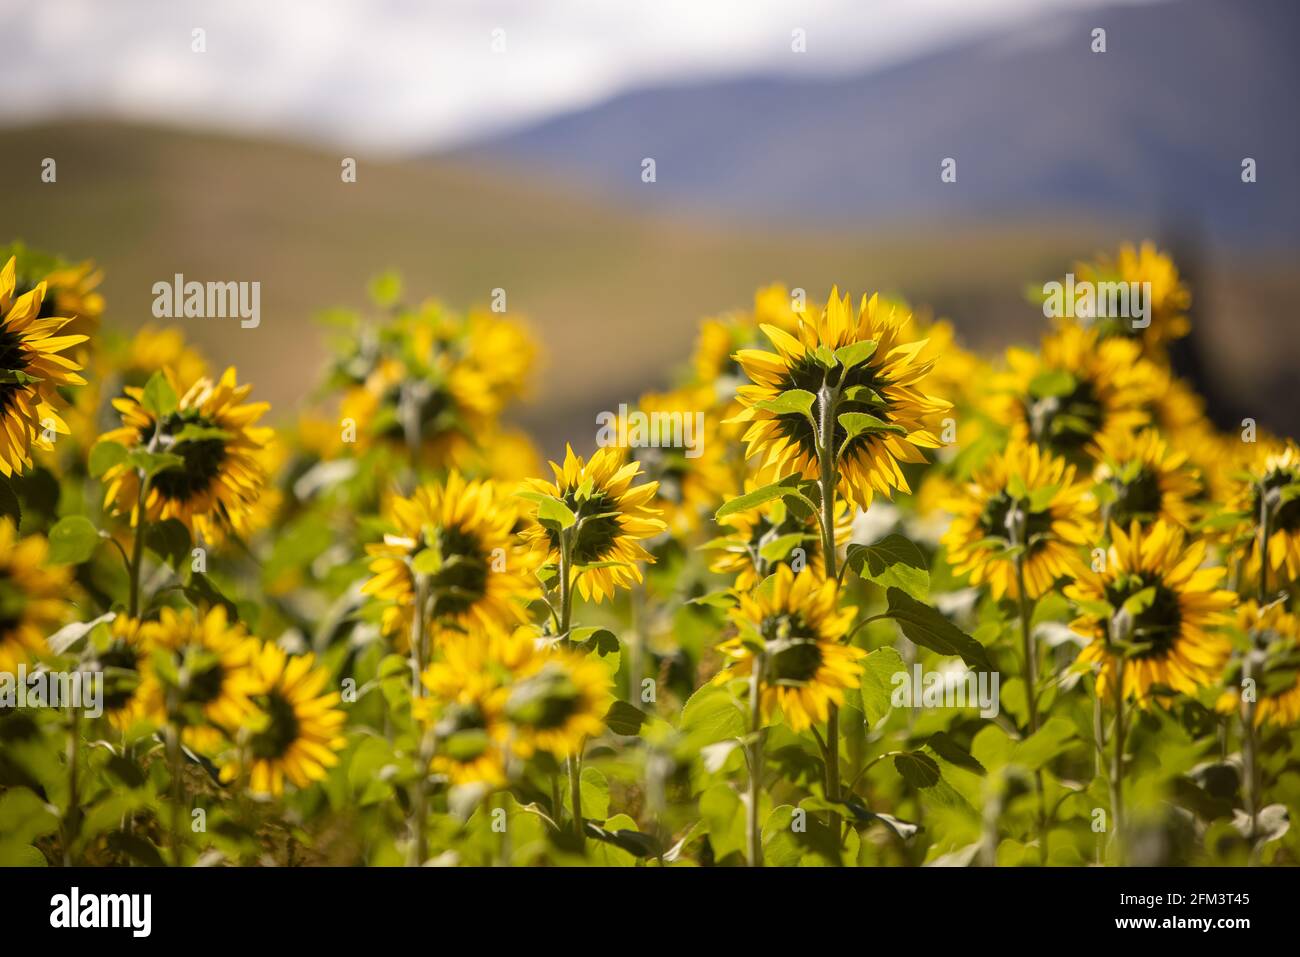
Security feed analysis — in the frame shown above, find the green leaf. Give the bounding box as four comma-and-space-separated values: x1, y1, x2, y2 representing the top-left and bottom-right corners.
925, 731, 987, 775
144, 518, 191, 570
579, 766, 610, 822
368, 270, 403, 307
170, 424, 233, 444
47, 612, 116, 655
88, 440, 128, 478
859, 646, 906, 724
47, 516, 100, 565
0, 789, 58, 845
847, 534, 929, 599
833, 340, 878, 371
1029, 369, 1076, 399
883, 587, 993, 672
127, 449, 186, 480
141, 371, 178, 418
894, 751, 941, 789
715, 478, 807, 520
754, 388, 816, 417
1013, 716, 1079, 770
532, 495, 578, 530
679, 685, 746, 748
758, 532, 811, 562
605, 700, 649, 736
838, 412, 907, 442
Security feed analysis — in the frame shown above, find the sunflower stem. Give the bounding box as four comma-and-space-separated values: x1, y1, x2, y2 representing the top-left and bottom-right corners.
165, 722, 185, 867
407, 573, 430, 867
127, 470, 148, 618
61, 706, 80, 866
1109, 656, 1127, 865
746, 653, 765, 867
815, 381, 844, 846
1011, 548, 1047, 857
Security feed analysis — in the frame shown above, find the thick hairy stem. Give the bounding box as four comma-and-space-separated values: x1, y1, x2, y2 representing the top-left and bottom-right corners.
1109, 658, 1127, 865
815, 383, 844, 846
746, 655, 765, 867
1013, 551, 1047, 855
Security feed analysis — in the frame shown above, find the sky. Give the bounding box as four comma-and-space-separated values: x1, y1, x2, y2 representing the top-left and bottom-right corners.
3, 0, 1160, 155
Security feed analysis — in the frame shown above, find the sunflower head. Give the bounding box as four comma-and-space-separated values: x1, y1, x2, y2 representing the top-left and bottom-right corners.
519, 445, 666, 603
942, 439, 1097, 600
1092, 428, 1200, 530
709, 486, 850, 591
140, 605, 258, 752
714, 565, 863, 732
90, 615, 151, 732
995, 323, 1158, 467
1072, 241, 1191, 353
503, 640, 613, 759
1215, 601, 1300, 728
0, 256, 87, 476
219, 643, 346, 796
730, 288, 950, 510
0, 519, 74, 675
416, 628, 539, 785
1069, 521, 1234, 706
100, 367, 273, 542
1226, 437, 1300, 586
362, 472, 538, 639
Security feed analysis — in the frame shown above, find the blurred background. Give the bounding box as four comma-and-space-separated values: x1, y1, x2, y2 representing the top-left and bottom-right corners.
2, 0, 1297, 453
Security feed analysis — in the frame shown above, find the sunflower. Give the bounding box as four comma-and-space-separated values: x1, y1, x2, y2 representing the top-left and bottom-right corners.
941, 439, 1097, 600
519, 445, 667, 603
90, 615, 151, 732
503, 641, 613, 759
0, 519, 73, 675
994, 323, 1158, 466
730, 288, 949, 511
1070, 521, 1234, 705
1225, 437, 1300, 586
713, 565, 863, 732
361, 472, 538, 639
1215, 601, 1300, 729
1074, 241, 1191, 353
628, 385, 736, 535
415, 628, 536, 785
1091, 428, 1200, 530
100, 367, 274, 542
709, 484, 852, 591
219, 643, 346, 796
139, 605, 258, 753
0, 256, 88, 476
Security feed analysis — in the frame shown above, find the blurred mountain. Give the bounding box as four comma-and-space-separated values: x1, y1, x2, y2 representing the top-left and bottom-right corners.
458, 0, 1300, 245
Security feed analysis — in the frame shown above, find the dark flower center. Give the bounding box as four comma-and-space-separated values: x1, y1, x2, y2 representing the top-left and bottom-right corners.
1108, 468, 1163, 527
505, 665, 581, 730
560, 489, 623, 564
249, 690, 301, 760
0, 324, 31, 413
1258, 468, 1300, 534
425, 525, 489, 617
775, 352, 893, 461
1027, 378, 1104, 462
151, 411, 228, 503
1104, 574, 1182, 658
978, 492, 1055, 551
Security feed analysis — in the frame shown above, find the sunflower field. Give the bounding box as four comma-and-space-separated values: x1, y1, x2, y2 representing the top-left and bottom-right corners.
1, 238, 1298, 869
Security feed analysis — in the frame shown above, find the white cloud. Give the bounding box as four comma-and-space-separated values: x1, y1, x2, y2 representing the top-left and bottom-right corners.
3, 0, 1161, 154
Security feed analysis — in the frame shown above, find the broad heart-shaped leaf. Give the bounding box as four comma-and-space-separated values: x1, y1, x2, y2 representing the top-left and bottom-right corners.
140, 370, 178, 418
1028, 368, 1076, 399
519, 491, 577, 529
925, 731, 987, 775
605, 700, 649, 736
144, 518, 191, 570
1012, 716, 1080, 771
754, 388, 816, 417
47, 516, 100, 565
88, 440, 128, 478
858, 645, 906, 724
883, 587, 993, 672
758, 532, 812, 562
846, 534, 930, 599
678, 685, 745, 748
715, 477, 809, 520
127, 449, 186, 480
894, 751, 941, 789
833, 339, 878, 371
837, 412, 907, 442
